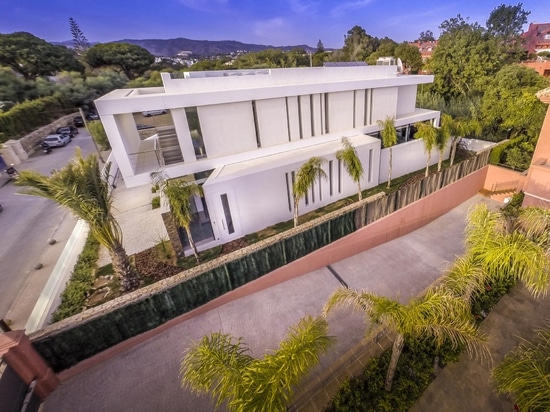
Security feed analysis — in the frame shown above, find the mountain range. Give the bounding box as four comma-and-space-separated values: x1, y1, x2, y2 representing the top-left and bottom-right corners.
59, 37, 318, 58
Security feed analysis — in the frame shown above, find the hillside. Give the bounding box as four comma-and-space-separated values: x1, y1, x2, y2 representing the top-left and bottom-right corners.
59, 37, 317, 57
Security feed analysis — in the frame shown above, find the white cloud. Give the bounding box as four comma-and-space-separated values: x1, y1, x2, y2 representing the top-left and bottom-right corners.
330, 0, 374, 18
178, 0, 229, 13
287, 0, 319, 14
252, 18, 293, 43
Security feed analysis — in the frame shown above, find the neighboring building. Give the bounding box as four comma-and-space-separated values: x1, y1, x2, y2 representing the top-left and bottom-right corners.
521, 59, 550, 77
522, 23, 550, 55
95, 66, 440, 252
409, 41, 437, 62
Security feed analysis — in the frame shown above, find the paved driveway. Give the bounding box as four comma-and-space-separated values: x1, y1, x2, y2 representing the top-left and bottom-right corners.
43, 195, 501, 412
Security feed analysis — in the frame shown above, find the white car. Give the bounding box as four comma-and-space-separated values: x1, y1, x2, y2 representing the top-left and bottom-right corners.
43, 134, 71, 147
142, 109, 167, 117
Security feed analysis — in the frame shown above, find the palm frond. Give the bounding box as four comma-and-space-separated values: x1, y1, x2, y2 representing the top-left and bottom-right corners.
293, 156, 327, 201
443, 253, 490, 302
180, 332, 253, 409
493, 327, 550, 411
240, 316, 335, 411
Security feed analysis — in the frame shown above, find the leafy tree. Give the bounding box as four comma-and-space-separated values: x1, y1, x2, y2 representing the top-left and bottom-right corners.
394, 42, 423, 73
418, 30, 436, 42
160, 179, 203, 263
486, 2, 530, 61
69, 17, 89, 57
414, 121, 438, 177
377, 117, 397, 189
481, 65, 549, 140
492, 326, 550, 411
336, 137, 364, 200
0, 67, 36, 104
16, 150, 140, 291
504, 139, 535, 170
181, 316, 335, 412
429, 17, 502, 100
88, 120, 110, 151
0, 32, 84, 79
324, 287, 488, 392
86, 42, 154, 79
365, 38, 397, 65
341, 25, 378, 61
292, 157, 327, 227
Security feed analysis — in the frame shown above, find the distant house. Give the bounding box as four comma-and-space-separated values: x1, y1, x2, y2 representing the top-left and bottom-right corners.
521, 59, 550, 78
95, 66, 441, 253
522, 23, 550, 55
409, 41, 438, 62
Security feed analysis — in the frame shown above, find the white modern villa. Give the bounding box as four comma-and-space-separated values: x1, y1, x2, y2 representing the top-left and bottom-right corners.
94, 65, 441, 251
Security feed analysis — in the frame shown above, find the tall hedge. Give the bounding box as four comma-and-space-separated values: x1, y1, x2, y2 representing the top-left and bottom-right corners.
0, 95, 70, 143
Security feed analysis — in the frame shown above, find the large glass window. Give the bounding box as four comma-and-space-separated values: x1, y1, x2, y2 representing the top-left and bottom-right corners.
220, 194, 235, 234
185, 107, 207, 158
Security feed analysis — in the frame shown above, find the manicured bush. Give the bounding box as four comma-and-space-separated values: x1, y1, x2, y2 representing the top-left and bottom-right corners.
0, 95, 71, 142
50, 234, 99, 323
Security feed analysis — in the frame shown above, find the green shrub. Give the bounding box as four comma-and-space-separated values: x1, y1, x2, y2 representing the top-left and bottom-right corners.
151, 195, 160, 209
50, 234, 99, 323
0, 95, 71, 142
326, 336, 462, 411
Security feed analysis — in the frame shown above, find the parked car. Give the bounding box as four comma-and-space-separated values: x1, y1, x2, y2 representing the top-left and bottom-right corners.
43, 134, 71, 147
56, 126, 79, 137
73, 116, 85, 127
142, 110, 167, 117
86, 112, 99, 121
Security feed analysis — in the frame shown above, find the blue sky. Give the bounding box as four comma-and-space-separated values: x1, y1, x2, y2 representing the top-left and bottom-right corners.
1, 0, 549, 49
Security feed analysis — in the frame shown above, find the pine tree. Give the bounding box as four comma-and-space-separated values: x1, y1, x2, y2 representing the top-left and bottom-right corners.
69, 17, 89, 56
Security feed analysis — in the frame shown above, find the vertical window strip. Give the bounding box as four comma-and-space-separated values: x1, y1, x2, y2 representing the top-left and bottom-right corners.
285, 172, 292, 212
364, 89, 368, 126
252, 100, 261, 148
318, 174, 323, 201
285, 97, 291, 142
298, 97, 303, 139
353, 90, 357, 128
368, 149, 373, 183
329, 160, 333, 196
338, 159, 342, 194
311, 180, 315, 203
310, 94, 315, 136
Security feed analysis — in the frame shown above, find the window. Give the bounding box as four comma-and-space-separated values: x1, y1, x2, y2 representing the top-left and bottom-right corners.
252, 101, 261, 147
185, 107, 207, 158
329, 160, 333, 196
368, 149, 373, 183
338, 159, 342, 193
220, 194, 234, 234
285, 173, 292, 212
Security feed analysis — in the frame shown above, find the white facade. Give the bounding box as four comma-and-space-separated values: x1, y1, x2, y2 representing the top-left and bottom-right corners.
95, 66, 440, 251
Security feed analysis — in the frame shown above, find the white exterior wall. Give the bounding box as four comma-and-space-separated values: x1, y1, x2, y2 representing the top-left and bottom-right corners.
371, 87, 398, 122
199, 102, 257, 157
255, 98, 289, 147
286, 96, 301, 141
299, 95, 312, 138
204, 136, 381, 242
354, 90, 366, 127
378, 139, 451, 183
396, 85, 418, 116
328, 91, 354, 133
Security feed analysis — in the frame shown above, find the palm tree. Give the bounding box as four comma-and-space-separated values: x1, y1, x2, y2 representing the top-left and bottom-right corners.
161, 179, 203, 263
448, 117, 482, 167
336, 137, 364, 200
457, 204, 550, 299
377, 117, 397, 189
436, 114, 453, 172
323, 287, 488, 392
292, 157, 327, 227
414, 121, 438, 177
492, 326, 550, 411
16, 150, 140, 291
180, 316, 335, 412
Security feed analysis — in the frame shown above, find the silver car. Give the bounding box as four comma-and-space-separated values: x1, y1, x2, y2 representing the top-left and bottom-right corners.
43, 134, 71, 148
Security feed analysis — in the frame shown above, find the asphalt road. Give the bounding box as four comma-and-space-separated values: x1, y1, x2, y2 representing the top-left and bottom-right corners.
0, 128, 98, 321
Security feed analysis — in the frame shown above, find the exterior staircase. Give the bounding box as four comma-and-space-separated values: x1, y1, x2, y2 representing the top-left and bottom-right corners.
157, 126, 183, 165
